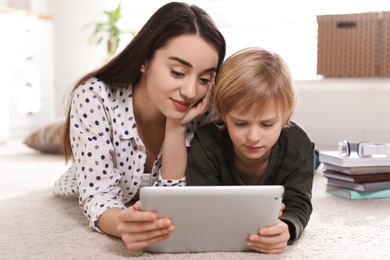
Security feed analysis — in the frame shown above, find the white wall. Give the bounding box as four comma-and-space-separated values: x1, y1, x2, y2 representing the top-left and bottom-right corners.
43, 0, 390, 150
293, 79, 390, 150
1, 5, 56, 140
46, 0, 120, 119
3, 0, 390, 148
2, 0, 118, 140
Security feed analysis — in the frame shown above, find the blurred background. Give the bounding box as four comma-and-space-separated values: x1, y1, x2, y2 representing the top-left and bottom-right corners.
1, 0, 390, 149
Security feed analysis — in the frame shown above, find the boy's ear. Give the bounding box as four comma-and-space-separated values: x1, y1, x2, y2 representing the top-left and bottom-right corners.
282, 117, 291, 129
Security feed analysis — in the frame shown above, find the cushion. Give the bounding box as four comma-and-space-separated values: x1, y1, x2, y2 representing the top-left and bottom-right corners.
24, 121, 65, 154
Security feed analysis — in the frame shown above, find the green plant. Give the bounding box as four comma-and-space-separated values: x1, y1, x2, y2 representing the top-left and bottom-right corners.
86, 2, 134, 57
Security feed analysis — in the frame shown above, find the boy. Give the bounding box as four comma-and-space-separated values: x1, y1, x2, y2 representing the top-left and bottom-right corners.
186, 47, 315, 254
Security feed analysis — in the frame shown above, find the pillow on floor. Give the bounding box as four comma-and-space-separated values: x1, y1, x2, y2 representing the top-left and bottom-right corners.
24, 121, 65, 154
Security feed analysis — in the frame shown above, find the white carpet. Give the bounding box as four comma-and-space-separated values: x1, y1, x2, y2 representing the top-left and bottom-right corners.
1, 141, 390, 260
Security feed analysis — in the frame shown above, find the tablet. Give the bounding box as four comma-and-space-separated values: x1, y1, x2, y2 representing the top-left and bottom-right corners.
140, 185, 284, 253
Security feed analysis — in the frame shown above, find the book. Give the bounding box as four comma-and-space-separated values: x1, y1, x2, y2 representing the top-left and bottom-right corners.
323, 170, 390, 183
326, 185, 390, 200
327, 178, 390, 192
323, 163, 390, 175
319, 151, 390, 167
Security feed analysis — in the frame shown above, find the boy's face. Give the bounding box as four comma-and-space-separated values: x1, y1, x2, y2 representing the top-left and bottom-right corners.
223, 99, 284, 164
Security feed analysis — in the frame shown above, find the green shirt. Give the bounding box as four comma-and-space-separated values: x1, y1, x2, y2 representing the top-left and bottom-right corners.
186, 121, 315, 244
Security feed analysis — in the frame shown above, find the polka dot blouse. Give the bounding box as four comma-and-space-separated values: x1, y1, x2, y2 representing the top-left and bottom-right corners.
56, 77, 215, 231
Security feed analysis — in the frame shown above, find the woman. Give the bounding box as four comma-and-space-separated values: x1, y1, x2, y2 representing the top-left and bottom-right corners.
54, 2, 226, 250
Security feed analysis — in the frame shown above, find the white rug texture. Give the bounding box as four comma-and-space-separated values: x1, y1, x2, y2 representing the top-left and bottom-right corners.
1, 142, 389, 260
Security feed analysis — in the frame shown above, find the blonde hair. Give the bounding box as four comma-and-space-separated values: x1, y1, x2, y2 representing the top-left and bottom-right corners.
214, 47, 297, 127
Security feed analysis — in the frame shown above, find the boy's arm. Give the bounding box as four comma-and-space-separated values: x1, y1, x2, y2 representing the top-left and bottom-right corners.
246, 140, 314, 254
279, 143, 315, 244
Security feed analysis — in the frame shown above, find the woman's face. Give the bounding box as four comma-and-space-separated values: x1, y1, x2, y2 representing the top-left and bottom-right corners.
141, 34, 219, 121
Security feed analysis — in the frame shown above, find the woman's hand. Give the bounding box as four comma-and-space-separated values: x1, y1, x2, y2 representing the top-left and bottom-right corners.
179, 73, 215, 126
161, 73, 215, 180
117, 201, 175, 250
246, 219, 290, 254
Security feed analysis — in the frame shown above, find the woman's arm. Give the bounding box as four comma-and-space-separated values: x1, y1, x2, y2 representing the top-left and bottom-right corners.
70, 80, 158, 236
161, 79, 214, 181
70, 81, 125, 230
161, 120, 187, 180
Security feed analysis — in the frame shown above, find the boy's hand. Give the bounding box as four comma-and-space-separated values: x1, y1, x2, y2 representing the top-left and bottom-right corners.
279, 203, 285, 217
246, 219, 290, 254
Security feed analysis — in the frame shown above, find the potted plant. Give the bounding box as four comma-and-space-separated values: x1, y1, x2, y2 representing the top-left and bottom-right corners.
86, 2, 134, 58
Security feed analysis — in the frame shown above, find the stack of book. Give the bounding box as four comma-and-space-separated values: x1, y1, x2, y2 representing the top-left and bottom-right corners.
319, 151, 390, 200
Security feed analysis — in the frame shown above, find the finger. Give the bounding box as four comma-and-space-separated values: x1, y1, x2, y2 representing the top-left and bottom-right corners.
118, 217, 173, 234
195, 73, 215, 109
259, 220, 288, 236
247, 234, 288, 252
195, 81, 214, 112
182, 83, 213, 123
211, 71, 216, 82
206, 74, 215, 98
122, 222, 174, 240
248, 243, 286, 254
194, 81, 213, 110
133, 200, 142, 211
122, 232, 171, 250
117, 206, 157, 223
249, 232, 289, 246
248, 233, 283, 244
278, 203, 285, 217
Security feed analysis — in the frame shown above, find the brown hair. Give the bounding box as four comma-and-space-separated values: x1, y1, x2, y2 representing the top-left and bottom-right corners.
62, 2, 226, 161
214, 47, 297, 127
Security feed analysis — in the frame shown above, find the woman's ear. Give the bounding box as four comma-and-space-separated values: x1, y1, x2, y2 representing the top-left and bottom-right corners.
140, 63, 146, 73
141, 60, 149, 73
